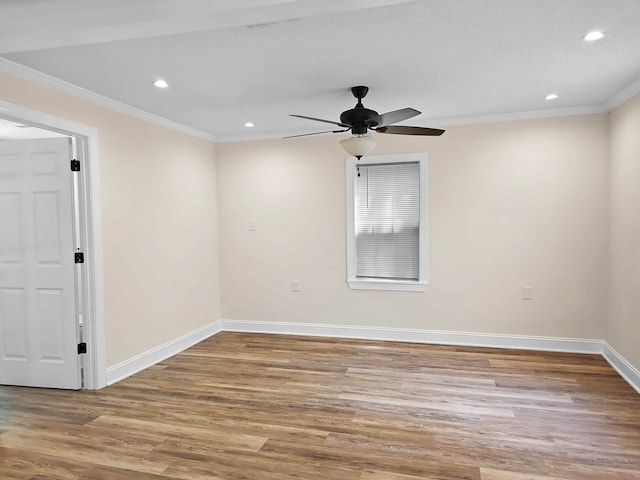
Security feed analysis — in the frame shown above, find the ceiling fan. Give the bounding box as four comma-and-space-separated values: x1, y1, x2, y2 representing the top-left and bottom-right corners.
288, 86, 444, 158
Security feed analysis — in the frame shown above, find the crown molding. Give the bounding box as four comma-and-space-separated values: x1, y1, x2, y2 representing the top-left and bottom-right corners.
416, 104, 608, 129
604, 77, 640, 112
216, 131, 298, 143
0, 57, 217, 143
215, 104, 610, 143
3, 56, 639, 144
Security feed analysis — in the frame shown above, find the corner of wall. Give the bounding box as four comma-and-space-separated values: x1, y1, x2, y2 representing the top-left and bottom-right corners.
605, 92, 640, 373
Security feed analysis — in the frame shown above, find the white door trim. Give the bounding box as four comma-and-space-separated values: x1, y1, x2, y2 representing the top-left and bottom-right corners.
0, 100, 106, 389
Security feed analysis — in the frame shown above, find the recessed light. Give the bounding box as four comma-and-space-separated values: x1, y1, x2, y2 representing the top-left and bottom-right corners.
583, 31, 604, 42
545, 94, 559, 100
153, 79, 169, 89
244, 122, 255, 128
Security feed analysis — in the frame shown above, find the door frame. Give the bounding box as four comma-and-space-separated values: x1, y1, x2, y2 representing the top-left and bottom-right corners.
0, 100, 106, 389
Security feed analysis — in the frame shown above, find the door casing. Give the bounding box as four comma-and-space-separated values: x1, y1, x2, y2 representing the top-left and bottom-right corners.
0, 100, 106, 389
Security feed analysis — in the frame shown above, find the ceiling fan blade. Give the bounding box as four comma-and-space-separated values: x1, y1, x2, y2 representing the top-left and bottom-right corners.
290, 114, 350, 128
283, 128, 349, 139
375, 125, 445, 136
372, 108, 421, 127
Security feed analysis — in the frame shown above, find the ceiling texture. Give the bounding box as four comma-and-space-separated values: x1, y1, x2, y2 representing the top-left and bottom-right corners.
1, 0, 640, 142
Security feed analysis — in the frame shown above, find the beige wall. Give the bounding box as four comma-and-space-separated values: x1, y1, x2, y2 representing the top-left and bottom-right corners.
609, 93, 640, 368
0, 71, 221, 367
216, 114, 610, 340
4, 66, 636, 376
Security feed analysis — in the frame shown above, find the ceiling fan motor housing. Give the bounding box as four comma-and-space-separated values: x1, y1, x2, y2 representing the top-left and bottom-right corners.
340, 107, 379, 134
289, 85, 444, 139
340, 87, 379, 134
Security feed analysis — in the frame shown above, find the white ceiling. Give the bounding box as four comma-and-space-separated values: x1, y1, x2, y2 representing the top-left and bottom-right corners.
1, 0, 640, 142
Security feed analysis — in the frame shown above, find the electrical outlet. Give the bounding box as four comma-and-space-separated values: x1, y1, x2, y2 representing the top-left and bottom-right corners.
523, 286, 534, 300
248, 219, 256, 231
291, 280, 301, 292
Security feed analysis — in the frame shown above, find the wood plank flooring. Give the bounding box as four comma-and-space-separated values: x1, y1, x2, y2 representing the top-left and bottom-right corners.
1, 332, 640, 479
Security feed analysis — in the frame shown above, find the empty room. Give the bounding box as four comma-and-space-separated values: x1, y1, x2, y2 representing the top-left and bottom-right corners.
1, 1, 639, 479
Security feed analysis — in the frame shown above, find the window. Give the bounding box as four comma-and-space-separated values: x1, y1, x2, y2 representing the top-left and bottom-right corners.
346, 153, 428, 291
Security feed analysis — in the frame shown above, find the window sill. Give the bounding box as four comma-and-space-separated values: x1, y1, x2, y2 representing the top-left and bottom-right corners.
347, 278, 427, 292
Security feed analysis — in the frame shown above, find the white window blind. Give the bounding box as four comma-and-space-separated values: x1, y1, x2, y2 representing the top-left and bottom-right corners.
354, 161, 420, 280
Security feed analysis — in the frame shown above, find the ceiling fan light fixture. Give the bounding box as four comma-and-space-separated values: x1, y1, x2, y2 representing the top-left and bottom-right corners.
339, 133, 376, 159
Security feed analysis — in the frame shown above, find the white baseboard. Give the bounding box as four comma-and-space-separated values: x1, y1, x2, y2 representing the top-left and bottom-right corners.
221, 319, 603, 354
602, 342, 640, 394
106, 320, 222, 386
104, 319, 639, 395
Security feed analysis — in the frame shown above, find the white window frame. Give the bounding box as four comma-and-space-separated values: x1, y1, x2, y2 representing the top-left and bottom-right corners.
346, 152, 428, 292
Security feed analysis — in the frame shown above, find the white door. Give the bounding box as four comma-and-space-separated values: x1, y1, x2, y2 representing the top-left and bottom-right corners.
0, 137, 80, 389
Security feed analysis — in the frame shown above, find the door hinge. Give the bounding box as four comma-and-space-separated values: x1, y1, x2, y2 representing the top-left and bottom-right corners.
70, 159, 80, 171
77, 342, 87, 354
75, 250, 84, 263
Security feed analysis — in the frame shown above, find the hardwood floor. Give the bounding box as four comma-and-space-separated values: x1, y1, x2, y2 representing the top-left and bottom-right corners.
1, 332, 639, 479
